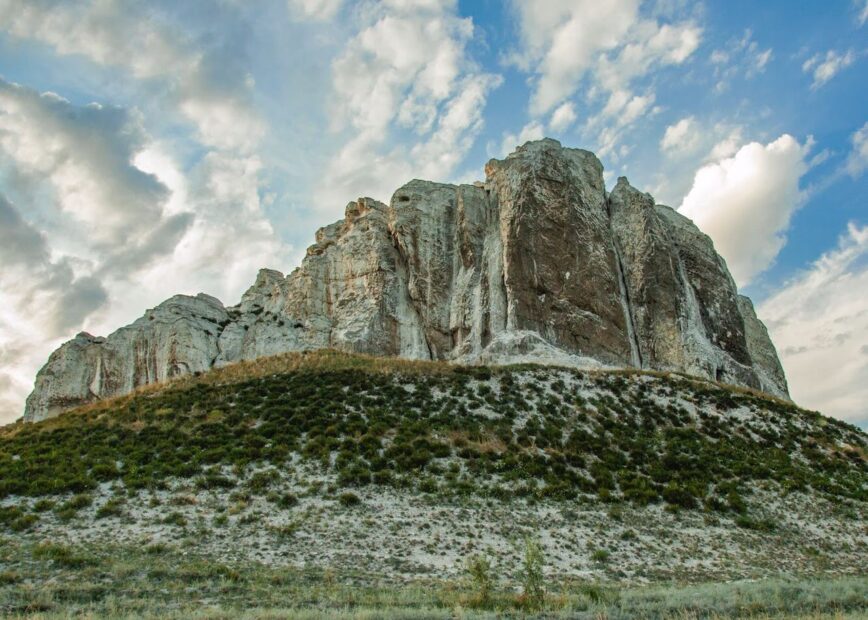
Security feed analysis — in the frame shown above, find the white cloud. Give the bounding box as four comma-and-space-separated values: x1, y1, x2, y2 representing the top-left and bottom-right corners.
499, 121, 545, 157
549, 102, 577, 132
507, 1, 701, 159
660, 116, 700, 154
846, 121, 868, 177
0, 0, 263, 153
753, 48, 773, 72
707, 127, 745, 161
679, 134, 809, 286
0, 79, 172, 249
288, 0, 344, 21
645, 123, 746, 208
331, 3, 472, 136
316, 0, 500, 213
595, 20, 702, 93
802, 49, 857, 90
509, 0, 640, 115
512, 2, 701, 114
129, 149, 291, 304
0, 194, 107, 338
710, 30, 773, 93
859, 0, 868, 25
591, 91, 659, 158
759, 223, 868, 424
0, 193, 109, 428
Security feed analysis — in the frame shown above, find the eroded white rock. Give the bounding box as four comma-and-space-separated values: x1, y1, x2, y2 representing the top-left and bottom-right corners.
24, 139, 790, 422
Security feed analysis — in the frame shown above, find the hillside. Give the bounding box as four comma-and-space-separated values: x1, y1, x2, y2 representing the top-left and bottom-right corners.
2, 351, 865, 614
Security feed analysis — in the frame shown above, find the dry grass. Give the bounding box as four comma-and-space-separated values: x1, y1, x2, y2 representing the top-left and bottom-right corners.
1, 537, 865, 620
446, 430, 509, 454
1, 350, 457, 438
4, 349, 806, 438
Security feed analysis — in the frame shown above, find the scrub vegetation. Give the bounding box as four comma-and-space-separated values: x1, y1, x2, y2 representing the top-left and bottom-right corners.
0, 350, 864, 515
0, 536, 866, 619
0, 350, 865, 618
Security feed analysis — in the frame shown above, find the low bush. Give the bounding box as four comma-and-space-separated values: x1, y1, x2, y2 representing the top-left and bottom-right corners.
338, 492, 361, 507
466, 554, 493, 608
161, 512, 187, 527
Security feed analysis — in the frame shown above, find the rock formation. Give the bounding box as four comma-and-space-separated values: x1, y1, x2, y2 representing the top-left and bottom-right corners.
24, 139, 789, 422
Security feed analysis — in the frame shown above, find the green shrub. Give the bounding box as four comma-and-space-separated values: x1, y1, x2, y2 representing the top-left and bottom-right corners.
54, 494, 93, 520
735, 514, 777, 532
466, 554, 493, 608
59, 494, 93, 511
145, 543, 169, 554
274, 492, 298, 509
0, 571, 20, 585
591, 549, 611, 563
269, 521, 300, 540
338, 492, 361, 507
95, 498, 126, 519
578, 583, 610, 604
519, 538, 545, 611
662, 482, 698, 509
0, 505, 26, 528
196, 473, 235, 490
247, 469, 279, 493
32, 499, 55, 512
161, 511, 187, 527
33, 542, 94, 568
8, 513, 37, 531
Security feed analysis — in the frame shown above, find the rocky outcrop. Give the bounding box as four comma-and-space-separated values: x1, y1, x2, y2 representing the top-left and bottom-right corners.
24, 139, 790, 422
25, 294, 228, 420
737, 295, 790, 397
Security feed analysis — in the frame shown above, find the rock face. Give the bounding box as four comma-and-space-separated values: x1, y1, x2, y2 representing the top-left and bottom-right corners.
24, 139, 789, 422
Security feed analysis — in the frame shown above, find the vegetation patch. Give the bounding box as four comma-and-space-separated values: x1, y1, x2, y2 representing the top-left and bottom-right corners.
0, 539, 864, 619
0, 352, 863, 527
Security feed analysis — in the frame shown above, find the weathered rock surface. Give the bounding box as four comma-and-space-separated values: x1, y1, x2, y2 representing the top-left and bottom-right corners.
24, 139, 789, 422
25, 294, 228, 421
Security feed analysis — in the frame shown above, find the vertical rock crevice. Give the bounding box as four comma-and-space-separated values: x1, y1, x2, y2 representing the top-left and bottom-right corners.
607, 193, 643, 369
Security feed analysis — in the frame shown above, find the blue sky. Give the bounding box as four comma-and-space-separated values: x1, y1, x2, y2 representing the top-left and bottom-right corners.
0, 0, 866, 425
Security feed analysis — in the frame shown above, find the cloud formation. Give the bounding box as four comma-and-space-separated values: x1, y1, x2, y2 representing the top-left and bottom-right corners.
0, 0, 263, 152
316, 0, 500, 213
510, 0, 702, 137
288, 0, 344, 21
509, 0, 640, 116
0, 194, 109, 429
759, 223, 868, 424
549, 102, 577, 133
679, 134, 809, 286
498, 121, 545, 157
0, 79, 174, 252
0, 194, 108, 337
507, 1, 701, 160
802, 49, 857, 90
846, 121, 868, 177
709, 30, 772, 93
0, 79, 290, 424
660, 116, 700, 155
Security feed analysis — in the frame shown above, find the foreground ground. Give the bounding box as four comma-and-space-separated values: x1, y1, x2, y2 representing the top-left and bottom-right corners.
1, 351, 865, 617
1, 537, 866, 619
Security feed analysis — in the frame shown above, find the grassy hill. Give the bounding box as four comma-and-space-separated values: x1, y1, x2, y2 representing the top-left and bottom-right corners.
1, 350, 866, 618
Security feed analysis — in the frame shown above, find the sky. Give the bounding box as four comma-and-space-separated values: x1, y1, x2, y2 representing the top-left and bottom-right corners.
0, 0, 866, 426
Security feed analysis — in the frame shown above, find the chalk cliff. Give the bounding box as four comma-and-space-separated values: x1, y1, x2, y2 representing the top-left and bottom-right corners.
25, 139, 788, 421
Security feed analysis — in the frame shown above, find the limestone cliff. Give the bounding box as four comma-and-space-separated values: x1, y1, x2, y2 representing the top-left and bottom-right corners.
24, 139, 789, 422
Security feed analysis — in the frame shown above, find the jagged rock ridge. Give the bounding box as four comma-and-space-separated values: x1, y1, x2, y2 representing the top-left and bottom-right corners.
24, 139, 788, 422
